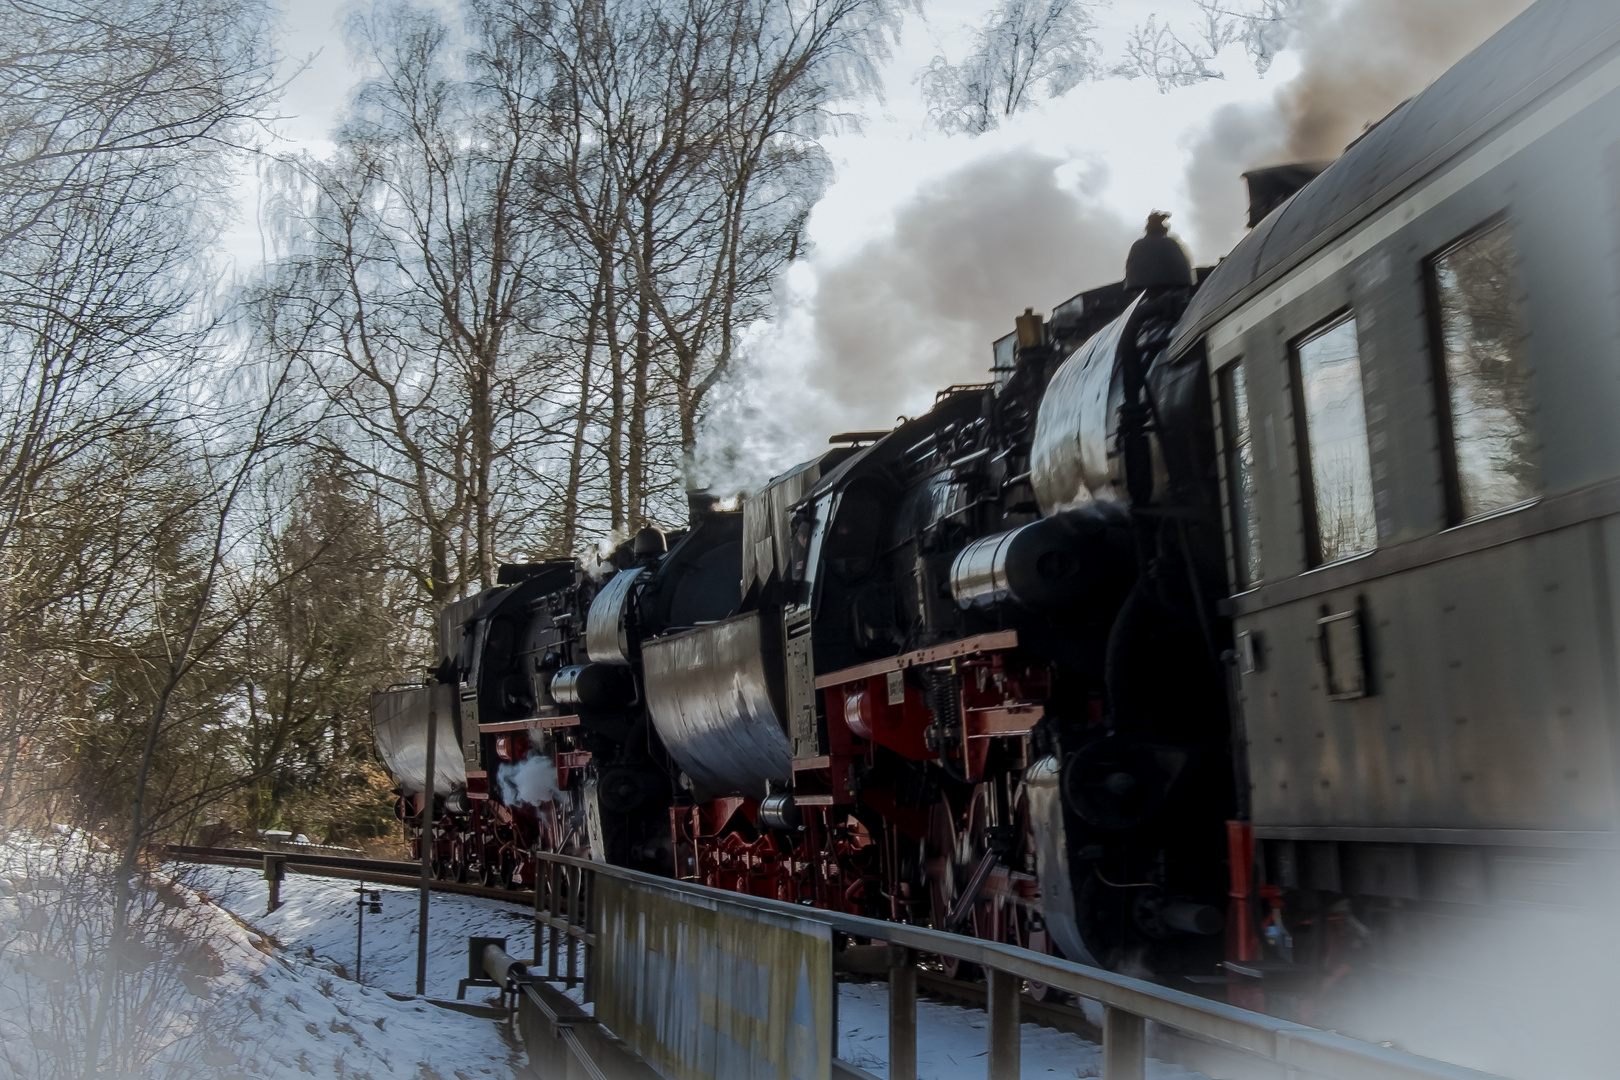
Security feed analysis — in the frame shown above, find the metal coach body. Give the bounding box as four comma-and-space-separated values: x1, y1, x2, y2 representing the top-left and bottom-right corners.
1171, 0, 1620, 987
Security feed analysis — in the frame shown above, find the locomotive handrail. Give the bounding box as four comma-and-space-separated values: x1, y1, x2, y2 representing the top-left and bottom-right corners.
527, 849, 1505, 1080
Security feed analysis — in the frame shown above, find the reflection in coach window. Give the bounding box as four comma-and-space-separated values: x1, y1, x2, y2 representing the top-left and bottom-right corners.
1427, 219, 1538, 522
1219, 360, 1262, 588
1292, 314, 1377, 566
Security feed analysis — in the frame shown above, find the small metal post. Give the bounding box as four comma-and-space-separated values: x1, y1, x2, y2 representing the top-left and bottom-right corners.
262, 854, 286, 915
581, 869, 595, 1004
887, 945, 917, 1080
355, 881, 365, 983
987, 967, 1021, 1079
1103, 1006, 1146, 1080
353, 883, 380, 984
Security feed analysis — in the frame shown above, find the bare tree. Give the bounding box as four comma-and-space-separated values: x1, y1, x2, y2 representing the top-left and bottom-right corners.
259, 2, 570, 602
531, 0, 897, 529
0, 0, 279, 838
81, 353, 314, 1078
919, 0, 1102, 134
0, 0, 277, 250
1113, 0, 1302, 92
1114, 14, 1223, 91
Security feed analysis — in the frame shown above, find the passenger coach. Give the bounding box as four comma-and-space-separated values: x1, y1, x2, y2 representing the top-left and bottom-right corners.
1180, 0, 1620, 986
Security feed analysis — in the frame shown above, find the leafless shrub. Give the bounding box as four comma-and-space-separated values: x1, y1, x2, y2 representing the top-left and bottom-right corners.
0, 837, 231, 1079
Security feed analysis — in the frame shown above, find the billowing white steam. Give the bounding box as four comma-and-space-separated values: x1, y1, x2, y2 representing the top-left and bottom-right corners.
692, 149, 1140, 496
497, 754, 559, 808
1183, 0, 1535, 258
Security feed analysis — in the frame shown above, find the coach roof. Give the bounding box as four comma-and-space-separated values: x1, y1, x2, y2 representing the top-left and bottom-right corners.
1169, 0, 1620, 359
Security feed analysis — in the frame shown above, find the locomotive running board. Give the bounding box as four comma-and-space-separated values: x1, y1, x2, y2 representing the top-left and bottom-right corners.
478, 716, 580, 733
813, 630, 1019, 689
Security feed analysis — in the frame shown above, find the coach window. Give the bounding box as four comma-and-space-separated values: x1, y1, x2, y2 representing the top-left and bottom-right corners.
1427, 219, 1537, 521
1292, 314, 1377, 565
1218, 360, 1262, 587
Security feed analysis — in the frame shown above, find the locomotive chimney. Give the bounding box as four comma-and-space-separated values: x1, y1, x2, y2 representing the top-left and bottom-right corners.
1241, 163, 1330, 228
686, 489, 718, 525
1015, 307, 1045, 349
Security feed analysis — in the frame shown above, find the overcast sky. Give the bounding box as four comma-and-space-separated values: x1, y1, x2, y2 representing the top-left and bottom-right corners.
226, 0, 1504, 489
227, 0, 1288, 266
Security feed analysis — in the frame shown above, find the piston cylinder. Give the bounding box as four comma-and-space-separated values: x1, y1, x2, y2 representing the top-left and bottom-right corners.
759, 792, 802, 832
949, 504, 1133, 613
550, 663, 632, 711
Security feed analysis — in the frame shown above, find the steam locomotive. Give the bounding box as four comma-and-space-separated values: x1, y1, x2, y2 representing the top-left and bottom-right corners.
375, 0, 1620, 1004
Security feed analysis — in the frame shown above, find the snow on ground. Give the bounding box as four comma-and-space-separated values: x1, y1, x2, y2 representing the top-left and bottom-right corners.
836, 980, 1207, 1080
196, 863, 542, 1003
1, 837, 1208, 1080
201, 864, 1207, 1079
0, 837, 523, 1080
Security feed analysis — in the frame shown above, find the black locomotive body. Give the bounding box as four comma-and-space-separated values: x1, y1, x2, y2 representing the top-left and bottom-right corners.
375, 219, 1243, 979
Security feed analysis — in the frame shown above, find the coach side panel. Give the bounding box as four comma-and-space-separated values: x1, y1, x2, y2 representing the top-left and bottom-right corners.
1208, 65, 1620, 840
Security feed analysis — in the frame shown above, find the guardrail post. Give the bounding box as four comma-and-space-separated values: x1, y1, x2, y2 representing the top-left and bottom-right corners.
541, 854, 554, 965
262, 854, 286, 914
581, 868, 595, 1004
1102, 1006, 1145, 1080
886, 945, 916, 1080
565, 865, 580, 990
547, 860, 561, 981
987, 967, 1020, 1079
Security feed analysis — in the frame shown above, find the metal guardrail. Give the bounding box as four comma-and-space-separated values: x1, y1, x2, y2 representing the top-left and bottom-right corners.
166, 844, 422, 876
527, 850, 1507, 1080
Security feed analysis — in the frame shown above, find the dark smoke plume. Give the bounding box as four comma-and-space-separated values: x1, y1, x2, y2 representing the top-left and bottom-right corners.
807, 149, 1134, 427
1184, 0, 1534, 259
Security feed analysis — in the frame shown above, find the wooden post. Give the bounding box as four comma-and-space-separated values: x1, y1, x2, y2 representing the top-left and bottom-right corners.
887, 945, 917, 1080
987, 967, 1020, 1079
1103, 1006, 1146, 1080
